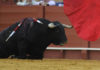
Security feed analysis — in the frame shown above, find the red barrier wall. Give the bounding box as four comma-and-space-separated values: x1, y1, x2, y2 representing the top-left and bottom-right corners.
89, 40, 100, 60
0, 5, 43, 31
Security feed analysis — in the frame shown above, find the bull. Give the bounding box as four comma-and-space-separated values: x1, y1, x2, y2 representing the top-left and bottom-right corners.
0, 18, 72, 59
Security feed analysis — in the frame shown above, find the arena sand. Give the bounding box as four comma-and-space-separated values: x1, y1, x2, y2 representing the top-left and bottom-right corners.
0, 59, 100, 70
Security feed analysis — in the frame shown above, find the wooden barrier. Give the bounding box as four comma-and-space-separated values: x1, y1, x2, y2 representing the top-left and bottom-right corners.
89, 40, 100, 60
0, 5, 43, 31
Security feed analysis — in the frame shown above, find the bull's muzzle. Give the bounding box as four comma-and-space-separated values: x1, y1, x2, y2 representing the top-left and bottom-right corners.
59, 41, 67, 46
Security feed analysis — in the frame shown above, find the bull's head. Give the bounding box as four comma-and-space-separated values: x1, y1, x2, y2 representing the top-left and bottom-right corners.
36, 18, 72, 46
47, 21, 73, 46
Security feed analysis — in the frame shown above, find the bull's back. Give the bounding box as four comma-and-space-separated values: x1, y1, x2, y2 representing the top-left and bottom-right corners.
0, 22, 19, 42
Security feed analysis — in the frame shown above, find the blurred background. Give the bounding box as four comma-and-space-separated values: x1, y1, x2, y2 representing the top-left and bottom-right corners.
0, 0, 64, 6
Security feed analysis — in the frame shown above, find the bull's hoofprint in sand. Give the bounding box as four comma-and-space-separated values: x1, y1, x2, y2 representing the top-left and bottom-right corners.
0, 59, 100, 70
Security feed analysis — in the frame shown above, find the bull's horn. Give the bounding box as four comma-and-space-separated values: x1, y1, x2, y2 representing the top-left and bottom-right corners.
62, 24, 73, 28
48, 23, 56, 28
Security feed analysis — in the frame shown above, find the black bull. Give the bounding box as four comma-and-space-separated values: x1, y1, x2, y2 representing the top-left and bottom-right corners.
0, 18, 72, 59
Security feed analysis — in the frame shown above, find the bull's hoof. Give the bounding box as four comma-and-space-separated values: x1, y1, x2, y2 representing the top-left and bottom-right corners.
27, 56, 43, 60
8, 55, 16, 59
16, 56, 27, 59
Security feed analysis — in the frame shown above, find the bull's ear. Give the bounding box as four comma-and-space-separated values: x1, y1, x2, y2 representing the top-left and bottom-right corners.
62, 24, 73, 29
48, 23, 56, 28
36, 20, 43, 24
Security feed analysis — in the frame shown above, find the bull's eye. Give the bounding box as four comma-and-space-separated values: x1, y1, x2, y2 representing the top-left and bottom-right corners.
54, 28, 59, 32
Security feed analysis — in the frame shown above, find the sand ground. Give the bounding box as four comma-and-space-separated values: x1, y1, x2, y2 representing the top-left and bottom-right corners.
0, 59, 100, 70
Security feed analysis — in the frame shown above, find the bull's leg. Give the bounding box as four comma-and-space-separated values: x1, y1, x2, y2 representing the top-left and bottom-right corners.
17, 41, 27, 59
0, 45, 9, 58
28, 51, 44, 59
